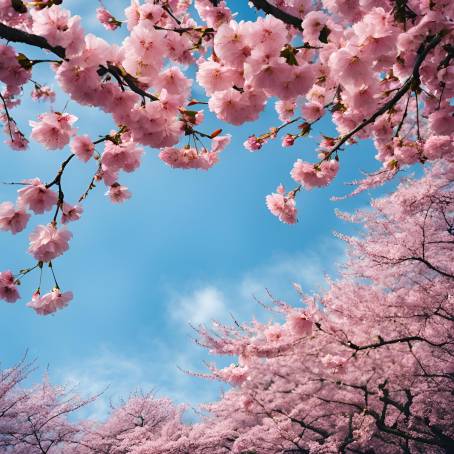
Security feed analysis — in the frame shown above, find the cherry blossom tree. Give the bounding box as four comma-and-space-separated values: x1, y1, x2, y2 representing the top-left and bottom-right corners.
0, 0, 452, 310
187, 160, 454, 453
0, 357, 94, 453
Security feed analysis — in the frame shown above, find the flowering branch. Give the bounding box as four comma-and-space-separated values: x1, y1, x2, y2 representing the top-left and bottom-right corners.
0, 22, 159, 104
322, 31, 447, 161
249, 0, 303, 30
0, 22, 66, 58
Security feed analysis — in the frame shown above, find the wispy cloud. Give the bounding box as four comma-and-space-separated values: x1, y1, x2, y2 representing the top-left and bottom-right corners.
170, 286, 228, 325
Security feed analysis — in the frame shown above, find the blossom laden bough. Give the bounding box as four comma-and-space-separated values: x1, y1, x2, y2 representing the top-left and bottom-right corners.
0, 0, 451, 314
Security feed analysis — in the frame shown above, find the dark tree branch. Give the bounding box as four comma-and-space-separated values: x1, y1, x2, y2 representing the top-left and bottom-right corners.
345, 335, 450, 351
249, 0, 303, 30
0, 22, 66, 59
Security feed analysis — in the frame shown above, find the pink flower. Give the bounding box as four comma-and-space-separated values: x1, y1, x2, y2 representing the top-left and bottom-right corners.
71, 135, 95, 162
5, 124, 29, 151
217, 364, 249, 385
393, 138, 421, 165
31, 85, 56, 103
31, 5, 84, 58
211, 134, 231, 153
290, 159, 339, 189
61, 203, 83, 224
101, 141, 143, 173
0, 270, 20, 303
275, 99, 296, 122
0, 202, 30, 234
106, 183, 132, 203
30, 112, 78, 150
302, 11, 329, 46
28, 224, 72, 262
428, 109, 454, 136
17, 178, 58, 214
423, 136, 453, 161
196, 60, 240, 96
208, 88, 266, 125
27, 288, 73, 315
282, 134, 295, 147
265, 324, 285, 342
286, 312, 313, 336
214, 21, 251, 67
321, 354, 347, 374
328, 48, 372, 89
301, 102, 324, 122
96, 7, 121, 31
159, 147, 219, 170
195, 0, 232, 28
265, 185, 297, 224
244, 135, 264, 152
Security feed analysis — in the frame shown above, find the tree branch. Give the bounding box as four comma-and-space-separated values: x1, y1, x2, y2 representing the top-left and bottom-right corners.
345, 335, 450, 351
0, 22, 159, 103
0, 22, 66, 59
249, 0, 303, 30
324, 31, 447, 161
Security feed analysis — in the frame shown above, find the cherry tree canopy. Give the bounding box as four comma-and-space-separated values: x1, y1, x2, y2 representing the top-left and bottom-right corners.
0, 0, 452, 311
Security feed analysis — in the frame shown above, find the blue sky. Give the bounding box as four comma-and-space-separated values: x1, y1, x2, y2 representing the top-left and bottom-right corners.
0, 1, 389, 418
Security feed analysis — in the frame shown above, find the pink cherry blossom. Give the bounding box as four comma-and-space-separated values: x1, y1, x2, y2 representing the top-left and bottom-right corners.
423, 135, 453, 161
290, 159, 339, 189
30, 112, 78, 150
302, 11, 330, 46
285, 311, 313, 336
17, 179, 58, 214
328, 48, 372, 89
101, 141, 143, 174
27, 288, 73, 315
211, 134, 231, 153
301, 102, 324, 122
243, 135, 264, 152
214, 21, 251, 67
30, 5, 84, 57
159, 147, 220, 170
0, 202, 30, 234
275, 99, 296, 122
28, 224, 72, 262
216, 364, 249, 385
96, 7, 121, 31
282, 134, 295, 147
106, 184, 132, 203
265, 185, 297, 224
4, 123, 29, 151
70, 135, 95, 162
61, 203, 83, 224
31, 85, 56, 103
0, 270, 20, 303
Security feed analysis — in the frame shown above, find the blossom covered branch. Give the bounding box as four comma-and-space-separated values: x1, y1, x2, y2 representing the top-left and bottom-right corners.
0, 0, 452, 313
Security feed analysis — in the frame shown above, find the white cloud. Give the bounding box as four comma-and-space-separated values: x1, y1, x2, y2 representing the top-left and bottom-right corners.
170, 286, 228, 325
